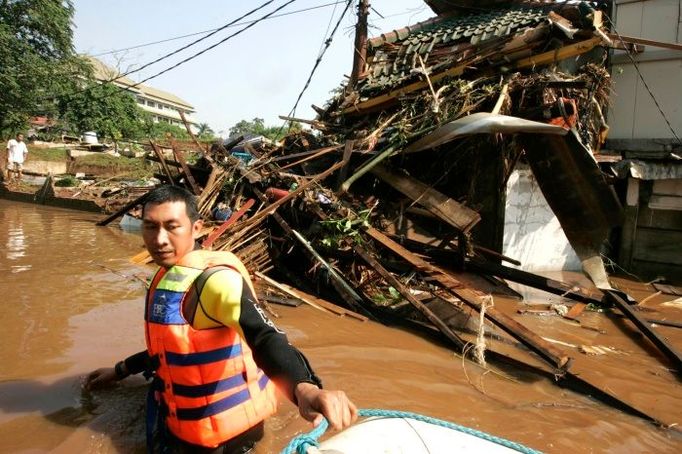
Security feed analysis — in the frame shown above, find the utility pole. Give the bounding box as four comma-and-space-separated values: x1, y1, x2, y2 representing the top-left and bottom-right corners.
349, 0, 369, 88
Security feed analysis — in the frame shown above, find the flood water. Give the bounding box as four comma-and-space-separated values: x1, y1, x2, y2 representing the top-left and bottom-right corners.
0, 198, 680, 453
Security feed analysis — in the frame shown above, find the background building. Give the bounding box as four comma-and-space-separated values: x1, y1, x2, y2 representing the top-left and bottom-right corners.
88, 57, 198, 129
607, 0, 682, 281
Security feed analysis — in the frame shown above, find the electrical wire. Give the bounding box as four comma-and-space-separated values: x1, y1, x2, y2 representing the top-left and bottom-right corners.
282, 0, 354, 130
604, 13, 682, 145
48, 0, 300, 102
133, 0, 299, 88
91, 1, 346, 58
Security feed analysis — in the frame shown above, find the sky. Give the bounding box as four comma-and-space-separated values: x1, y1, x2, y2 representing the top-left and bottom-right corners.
72, 0, 434, 136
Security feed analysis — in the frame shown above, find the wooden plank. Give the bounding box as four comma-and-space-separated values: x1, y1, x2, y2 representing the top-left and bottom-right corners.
636, 205, 682, 230
179, 110, 212, 163
513, 37, 603, 69
149, 141, 176, 184
282, 285, 369, 322
653, 283, 682, 296
652, 179, 682, 196
603, 290, 682, 375
336, 140, 355, 188
255, 271, 334, 316
648, 195, 682, 211
201, 199, 255, 248
240, 160, 346, 230
354, 245, 466, 348
96, 191, 149, 227
171, 144, 201, 195
607, 33, 682, 52
371, 165, 481, 233
365, 227, 571, 370
632, 228, 682, 265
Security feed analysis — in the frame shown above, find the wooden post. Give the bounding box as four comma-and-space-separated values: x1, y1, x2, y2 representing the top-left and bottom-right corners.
150, 140, 176, 185
349, 0, 369, 87
171, 142, 201, 195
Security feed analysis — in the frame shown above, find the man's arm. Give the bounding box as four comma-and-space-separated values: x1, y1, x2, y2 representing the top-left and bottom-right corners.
198, 268, 357, 430
83, 350, 152, 390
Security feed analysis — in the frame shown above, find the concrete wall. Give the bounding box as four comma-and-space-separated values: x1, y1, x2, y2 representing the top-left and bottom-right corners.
24, 160, 67, 175
503, 165, 581, 272
609, 0, 682, 139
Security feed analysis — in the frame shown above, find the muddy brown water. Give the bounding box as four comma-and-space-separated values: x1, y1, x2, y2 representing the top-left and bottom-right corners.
0, 199, 680, 453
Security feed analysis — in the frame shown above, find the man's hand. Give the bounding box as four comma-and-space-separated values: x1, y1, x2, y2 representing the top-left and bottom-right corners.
294, 382, 358, 431
82, 367, 118, 391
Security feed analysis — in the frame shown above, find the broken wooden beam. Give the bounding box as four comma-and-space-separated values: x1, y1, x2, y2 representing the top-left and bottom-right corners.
150, 141, 176, 184
365, 227, 570, 370
354, 245, 465, 348
467, 258, 604, 306
371, 165, 481, 233
96, 191, 149, 227
603, 289, 682, 375
171, 144, 201, 195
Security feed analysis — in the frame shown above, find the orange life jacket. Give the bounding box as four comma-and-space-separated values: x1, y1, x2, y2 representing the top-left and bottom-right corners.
144, 250, 278, 448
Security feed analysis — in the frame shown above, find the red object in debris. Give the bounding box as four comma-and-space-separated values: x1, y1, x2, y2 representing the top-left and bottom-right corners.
548, 98, 578, 130
265, 187, 289, 201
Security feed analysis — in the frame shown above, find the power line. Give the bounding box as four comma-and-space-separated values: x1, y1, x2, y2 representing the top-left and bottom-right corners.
48, 0, 300, 103
285, 0, 354, 123
605, 13, 682, 145
92, 1, 346, 58
133, 0, 299, 88
116, 0, 278, 80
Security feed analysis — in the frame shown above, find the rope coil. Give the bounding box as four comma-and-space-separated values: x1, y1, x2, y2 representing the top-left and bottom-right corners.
281, 408, 543, 454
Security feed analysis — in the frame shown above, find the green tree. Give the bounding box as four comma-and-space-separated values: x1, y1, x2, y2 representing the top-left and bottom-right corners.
196, 122, 215, 140
228, 117, 302, 142
58, 81, 144, 140
0, 0, 87, 137
141, 114, 191, 140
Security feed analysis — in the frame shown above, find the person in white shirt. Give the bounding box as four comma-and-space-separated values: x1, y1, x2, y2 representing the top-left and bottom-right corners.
6, 133, 28, 182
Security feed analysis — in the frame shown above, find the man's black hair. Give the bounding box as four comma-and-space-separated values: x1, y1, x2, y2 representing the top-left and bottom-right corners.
142, 185, 201, 223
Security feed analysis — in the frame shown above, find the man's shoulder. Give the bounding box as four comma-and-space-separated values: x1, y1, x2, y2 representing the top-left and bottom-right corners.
7, 139, 17, 146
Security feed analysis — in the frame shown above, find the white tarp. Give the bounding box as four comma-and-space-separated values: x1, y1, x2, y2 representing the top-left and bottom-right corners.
404, 112, 568, 153
503, 165, 581, 271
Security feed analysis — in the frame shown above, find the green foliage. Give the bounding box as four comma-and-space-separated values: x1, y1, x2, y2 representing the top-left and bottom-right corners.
0, 0, 87, 137
319, 206, 374, 248
54, 175, 79, 187
196, 122, 215, 141
141, 114, 191, 140
228, 117, 302, 142
58, 81, 144, 140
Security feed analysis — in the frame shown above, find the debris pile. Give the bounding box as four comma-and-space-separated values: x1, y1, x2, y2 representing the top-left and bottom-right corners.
99, 1, 682, 429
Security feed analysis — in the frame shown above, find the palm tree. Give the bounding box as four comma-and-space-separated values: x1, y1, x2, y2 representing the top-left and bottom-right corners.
196, 122, 214, 138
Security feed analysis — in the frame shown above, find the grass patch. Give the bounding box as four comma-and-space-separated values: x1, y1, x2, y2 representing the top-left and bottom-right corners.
26, 145, 69, 162
71, 153, 153, 179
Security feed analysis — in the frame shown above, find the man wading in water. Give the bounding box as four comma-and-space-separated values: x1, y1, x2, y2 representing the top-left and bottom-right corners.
85, 185, 357, 453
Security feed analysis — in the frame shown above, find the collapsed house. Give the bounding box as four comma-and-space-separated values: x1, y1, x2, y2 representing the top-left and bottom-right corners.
99, 0, 682, 432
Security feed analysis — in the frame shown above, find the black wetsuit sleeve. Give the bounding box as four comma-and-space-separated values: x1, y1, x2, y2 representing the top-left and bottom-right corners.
237, 277, 323, 402
123, 350, 152, 375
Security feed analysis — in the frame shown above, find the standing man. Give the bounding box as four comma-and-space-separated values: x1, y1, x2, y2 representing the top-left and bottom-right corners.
6, 133, 28, 182
85, 185, 357, 453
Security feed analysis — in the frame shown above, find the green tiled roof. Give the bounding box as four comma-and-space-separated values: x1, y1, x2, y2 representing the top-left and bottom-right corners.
361, 6, 551, 95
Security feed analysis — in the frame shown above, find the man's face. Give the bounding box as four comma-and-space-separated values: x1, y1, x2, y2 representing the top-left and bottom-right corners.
142, 200, 203, 268
16, 134, 24, 142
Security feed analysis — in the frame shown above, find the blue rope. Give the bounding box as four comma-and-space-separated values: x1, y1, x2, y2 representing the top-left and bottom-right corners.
281, 409, 543, 454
